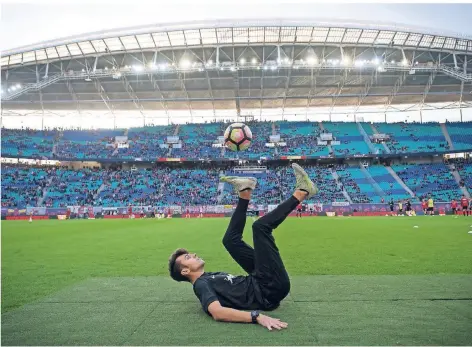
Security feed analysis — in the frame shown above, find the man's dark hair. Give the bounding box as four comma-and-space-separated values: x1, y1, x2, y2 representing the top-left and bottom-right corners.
168, 248, 190, 282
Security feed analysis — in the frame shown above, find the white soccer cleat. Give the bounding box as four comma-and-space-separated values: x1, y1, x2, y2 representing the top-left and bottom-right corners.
292, 163, 318, 199
220, 176, 257, 192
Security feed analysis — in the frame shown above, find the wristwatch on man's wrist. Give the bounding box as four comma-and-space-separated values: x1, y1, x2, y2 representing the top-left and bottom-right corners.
251, 310, 260, 324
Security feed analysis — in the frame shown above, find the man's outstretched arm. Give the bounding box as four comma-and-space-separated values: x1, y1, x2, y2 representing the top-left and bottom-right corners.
207, 301, 288, 331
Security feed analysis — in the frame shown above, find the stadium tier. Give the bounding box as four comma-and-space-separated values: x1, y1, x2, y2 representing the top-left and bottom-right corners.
392, 163, 463, 202
1, 129, 56, 158
2, 121, 470, 161
2, 162, 468, 208
374, 123, 450, 153
446, 121, 472, 150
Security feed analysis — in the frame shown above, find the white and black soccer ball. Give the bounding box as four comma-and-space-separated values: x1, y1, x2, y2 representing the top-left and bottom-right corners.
223, 123, 252, 151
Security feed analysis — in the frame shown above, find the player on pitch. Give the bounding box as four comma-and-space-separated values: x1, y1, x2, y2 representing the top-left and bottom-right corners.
168, 163, 318, 330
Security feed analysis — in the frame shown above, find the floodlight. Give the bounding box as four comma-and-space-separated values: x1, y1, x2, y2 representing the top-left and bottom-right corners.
251, 58, 257, 64
180, 59, 191, 69
240, 58, 246, 65
133, 65, 144, 72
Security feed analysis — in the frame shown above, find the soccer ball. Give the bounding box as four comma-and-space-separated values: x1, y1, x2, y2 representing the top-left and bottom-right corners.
224, 123, 252, 151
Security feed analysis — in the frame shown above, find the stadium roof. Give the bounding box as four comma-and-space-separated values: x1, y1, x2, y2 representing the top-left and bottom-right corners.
3, 18, 472, 67
1, 19, 472, 114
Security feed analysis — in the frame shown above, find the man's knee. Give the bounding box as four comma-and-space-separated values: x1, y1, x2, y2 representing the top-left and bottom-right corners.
222, 232, 243, 250
275, 274, 291, 300
222, 233, 233, 249
252, 218, 270, 232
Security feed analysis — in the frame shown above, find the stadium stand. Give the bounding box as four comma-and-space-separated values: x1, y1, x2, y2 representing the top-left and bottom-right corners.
0, 162, 469, 208
3, 122, 470, 161
43, 168, 107, 207
55, 129, 123, 159
118, 126, 175, 160
392, 163, 462, 201
454, 160, 472, 192
374, 123, 450, 154
276, 121, 330, 157
220, 169, 282, 205
366, 165, 411, 201
1, 165, 49, 207
172, 123, 225, 159
277, 165, 347, 204
323, 122, 371, 156
361, 123, 389, 155
98, 167, 220, 207
1, 128, 56, 158
335, 165, 373, 203
446, 122, 472, 150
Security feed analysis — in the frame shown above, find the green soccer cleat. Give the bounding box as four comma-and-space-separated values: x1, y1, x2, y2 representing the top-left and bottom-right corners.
220, 176, 257, 192
292, 163, 318, 199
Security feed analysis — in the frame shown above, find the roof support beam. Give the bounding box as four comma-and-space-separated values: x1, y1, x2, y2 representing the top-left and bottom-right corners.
93, 79, 115, 115
176, 71, 193, 120
354, 69, 377, 113
93, 56, 98, 72
122, 75, 145, 117
148, 73, 170, 117
420, 70, 437, 108
36, 65, 45, 116
282, 47, 295, 114
384, 71, 407, 110
65, 78, 81, 114
232, 69, 240, 116
259, 46, 265, 117
305, 59, 324, 109
200, 43, 216, 115
329, 69, 349, 116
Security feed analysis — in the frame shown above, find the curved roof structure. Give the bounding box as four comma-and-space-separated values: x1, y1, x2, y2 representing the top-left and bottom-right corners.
2, 18, 472, 68
1, 19, 471, 114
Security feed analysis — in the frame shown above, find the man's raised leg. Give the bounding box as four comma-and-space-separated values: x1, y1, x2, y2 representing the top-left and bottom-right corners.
220, 176, 257, 274
252, 163, 318, 303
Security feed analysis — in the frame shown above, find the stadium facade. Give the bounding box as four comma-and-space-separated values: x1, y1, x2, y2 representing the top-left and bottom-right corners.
1, 19, 472, 129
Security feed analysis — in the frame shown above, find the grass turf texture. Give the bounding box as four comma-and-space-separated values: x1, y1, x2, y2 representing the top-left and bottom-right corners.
2, 216, 472, 345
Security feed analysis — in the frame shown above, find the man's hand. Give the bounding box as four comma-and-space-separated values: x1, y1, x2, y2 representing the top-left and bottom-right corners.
256, 314, 288, 331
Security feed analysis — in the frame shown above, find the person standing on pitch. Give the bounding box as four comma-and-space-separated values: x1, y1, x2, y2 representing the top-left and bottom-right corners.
427, 196, 434, 216
296, 202, 303, 218
168, 163, 318, 330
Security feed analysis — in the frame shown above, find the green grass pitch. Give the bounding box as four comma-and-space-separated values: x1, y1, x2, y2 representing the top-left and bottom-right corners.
2, 216, 472, 345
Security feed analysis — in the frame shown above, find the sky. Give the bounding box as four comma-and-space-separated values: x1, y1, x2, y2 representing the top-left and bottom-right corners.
1, 1, 472, 52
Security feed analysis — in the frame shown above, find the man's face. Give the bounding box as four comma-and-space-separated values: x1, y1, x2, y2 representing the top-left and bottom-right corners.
177, 252, 205, 275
